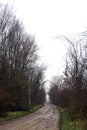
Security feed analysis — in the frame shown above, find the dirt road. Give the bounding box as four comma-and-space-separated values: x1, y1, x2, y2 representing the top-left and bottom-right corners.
0, 104, 60, 130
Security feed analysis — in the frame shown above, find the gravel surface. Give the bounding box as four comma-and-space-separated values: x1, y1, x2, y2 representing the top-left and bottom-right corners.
0, 104, 60, 130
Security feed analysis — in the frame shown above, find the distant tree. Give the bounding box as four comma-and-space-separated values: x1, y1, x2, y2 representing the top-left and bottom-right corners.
49, 75, 69, 107
30, 64, 46, 105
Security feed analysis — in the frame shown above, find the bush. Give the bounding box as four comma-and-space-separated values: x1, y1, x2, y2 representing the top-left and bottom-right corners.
0, 89, 12, 116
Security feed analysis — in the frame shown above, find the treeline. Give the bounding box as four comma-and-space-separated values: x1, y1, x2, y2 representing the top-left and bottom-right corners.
49, 34, 87, 118
0, 4, 46, 115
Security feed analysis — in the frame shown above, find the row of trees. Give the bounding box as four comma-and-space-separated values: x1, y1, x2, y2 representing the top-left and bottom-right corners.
0, 4, 46, 115
49, 35, 87, 118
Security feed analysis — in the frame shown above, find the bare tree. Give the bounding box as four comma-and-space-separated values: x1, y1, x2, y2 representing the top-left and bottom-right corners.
63, 37, 87, 117
0, 4, 44, 112
30, 64, 46, 105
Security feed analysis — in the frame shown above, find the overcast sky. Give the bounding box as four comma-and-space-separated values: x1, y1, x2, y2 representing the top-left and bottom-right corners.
1, 0, 87, 82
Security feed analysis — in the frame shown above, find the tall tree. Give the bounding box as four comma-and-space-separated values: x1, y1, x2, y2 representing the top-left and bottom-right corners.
63, 37, 87, 117
0, 4, 45, 112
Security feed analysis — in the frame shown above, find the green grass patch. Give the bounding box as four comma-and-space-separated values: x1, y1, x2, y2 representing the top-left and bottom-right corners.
57, 106, 87, 130
0, 104, 43, 122
0, 111, 29, 122
30, 104, 43, 113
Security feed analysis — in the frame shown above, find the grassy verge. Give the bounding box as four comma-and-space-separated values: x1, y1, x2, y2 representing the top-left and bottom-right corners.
0, 104, 43, 122
57, 106, 87, 130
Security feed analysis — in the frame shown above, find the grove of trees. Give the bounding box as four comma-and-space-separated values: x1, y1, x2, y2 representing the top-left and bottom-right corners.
49, 35, 87, 118
0, 4, 46, 115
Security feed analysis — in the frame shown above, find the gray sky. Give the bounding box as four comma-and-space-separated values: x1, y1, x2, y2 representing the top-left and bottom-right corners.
1, 0, 87, 82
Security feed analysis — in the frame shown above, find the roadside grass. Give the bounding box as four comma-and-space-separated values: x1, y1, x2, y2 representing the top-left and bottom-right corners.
57, 106, 87, 130
0, 104, 43, 122
29, 105, 42, 113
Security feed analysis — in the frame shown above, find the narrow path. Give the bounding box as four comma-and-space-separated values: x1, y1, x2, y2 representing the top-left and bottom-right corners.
0, 104, 60, 130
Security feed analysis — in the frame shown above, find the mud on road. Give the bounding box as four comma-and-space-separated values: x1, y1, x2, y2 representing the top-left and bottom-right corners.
0, 104, 60, 130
